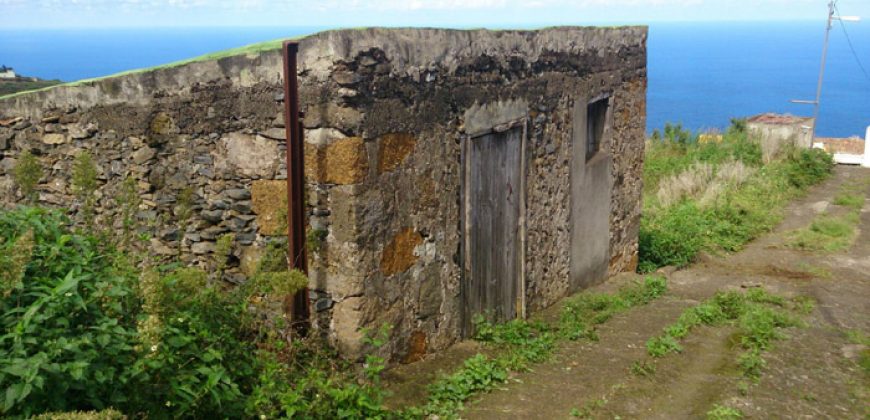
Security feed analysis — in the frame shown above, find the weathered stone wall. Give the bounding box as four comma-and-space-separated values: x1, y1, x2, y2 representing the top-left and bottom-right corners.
0, 27, 647, 362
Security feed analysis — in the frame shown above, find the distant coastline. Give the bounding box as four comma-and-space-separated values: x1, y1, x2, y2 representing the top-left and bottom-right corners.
0, 65, 61, 96
1, 23, 868, 137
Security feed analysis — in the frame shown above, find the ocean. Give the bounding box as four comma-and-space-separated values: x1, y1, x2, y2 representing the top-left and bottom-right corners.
1, 23, 868, 137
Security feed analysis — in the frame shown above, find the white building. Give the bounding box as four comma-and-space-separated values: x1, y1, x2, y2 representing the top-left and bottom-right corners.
0, 66, 16, 79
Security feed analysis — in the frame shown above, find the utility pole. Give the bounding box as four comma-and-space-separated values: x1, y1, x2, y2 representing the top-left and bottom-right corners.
790, 0, 860, 139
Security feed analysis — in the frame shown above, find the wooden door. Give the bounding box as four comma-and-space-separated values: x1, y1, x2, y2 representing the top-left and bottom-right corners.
462, 127, 522, 335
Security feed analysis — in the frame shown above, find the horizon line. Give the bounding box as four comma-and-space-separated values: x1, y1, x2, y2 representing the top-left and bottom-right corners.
0, 19, 831, 30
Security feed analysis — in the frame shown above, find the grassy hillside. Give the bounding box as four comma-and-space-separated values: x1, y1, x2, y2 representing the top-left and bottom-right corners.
0, 79, 62, 97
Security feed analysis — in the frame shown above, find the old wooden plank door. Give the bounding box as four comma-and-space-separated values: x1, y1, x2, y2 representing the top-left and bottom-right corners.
462, 127, 523, 336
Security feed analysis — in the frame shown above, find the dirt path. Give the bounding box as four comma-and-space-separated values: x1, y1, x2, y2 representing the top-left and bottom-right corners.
385, 166, 870, 419
477, 165, 870, 419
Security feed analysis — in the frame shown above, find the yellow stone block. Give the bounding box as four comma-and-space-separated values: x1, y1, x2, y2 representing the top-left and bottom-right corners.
305, 137, 368, 185
251, 180, 288, 236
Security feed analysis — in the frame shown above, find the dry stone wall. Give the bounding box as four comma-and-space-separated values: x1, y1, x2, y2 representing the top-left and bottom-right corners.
0, 27, 647, 362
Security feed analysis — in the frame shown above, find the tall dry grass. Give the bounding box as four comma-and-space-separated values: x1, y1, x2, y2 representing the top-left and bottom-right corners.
656, 160, 756, 208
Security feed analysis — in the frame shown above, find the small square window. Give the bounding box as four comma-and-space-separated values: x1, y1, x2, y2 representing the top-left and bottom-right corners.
586, 96, 609, 161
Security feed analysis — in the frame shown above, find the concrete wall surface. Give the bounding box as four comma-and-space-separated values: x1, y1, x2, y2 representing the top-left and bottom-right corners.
747, 114, 814, 163
0, 27, 648, 362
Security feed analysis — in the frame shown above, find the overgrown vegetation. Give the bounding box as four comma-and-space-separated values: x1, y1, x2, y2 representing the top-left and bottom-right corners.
0, 207, 392, 419
639, 120, 835, 272
405, 276, 667, 417
643, 288, 809, 381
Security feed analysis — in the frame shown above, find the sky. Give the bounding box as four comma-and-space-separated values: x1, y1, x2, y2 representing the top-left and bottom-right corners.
1, 0, 870, 28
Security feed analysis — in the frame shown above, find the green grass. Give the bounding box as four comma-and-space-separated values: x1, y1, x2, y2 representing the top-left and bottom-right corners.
797, 262, 832, 279
788, 180, 867, 252
845, 330, 870, 376
787, 212, 860, 252
630, 360, 657, 377
706, 404, 743, 419
833, 192, 865, 211
643, 288, 807, 381
403, 276, 668, 418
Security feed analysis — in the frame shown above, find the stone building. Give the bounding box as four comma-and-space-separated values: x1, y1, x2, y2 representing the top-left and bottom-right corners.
746, 113, 814, 163
0, 27, 647, 361
0, 66, 16, 79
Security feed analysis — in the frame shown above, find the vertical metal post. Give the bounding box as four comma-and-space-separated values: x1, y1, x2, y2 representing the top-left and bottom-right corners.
811, 0, 836, 140
282, 41, 310, 334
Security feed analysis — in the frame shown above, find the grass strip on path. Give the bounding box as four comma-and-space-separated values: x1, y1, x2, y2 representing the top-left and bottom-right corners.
787, 181, 866, 252
644, 288, 812, 380
401, 276, 667, 418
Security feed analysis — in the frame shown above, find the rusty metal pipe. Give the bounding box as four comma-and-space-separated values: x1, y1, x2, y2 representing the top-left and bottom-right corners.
282, 41, 310, 334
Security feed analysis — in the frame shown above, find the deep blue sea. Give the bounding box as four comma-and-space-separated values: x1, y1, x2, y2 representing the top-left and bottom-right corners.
1, 23, 869, 137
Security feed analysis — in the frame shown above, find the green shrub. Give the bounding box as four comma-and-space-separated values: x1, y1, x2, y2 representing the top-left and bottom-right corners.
128, 267, 260, 418
12, 150, 42, 203
115, 177, 141, 249
784, 148, 834, 189
0, 208, 139, 416
71, 151, 99, 226
1, 207, 389, 419
638, 202, 706, 270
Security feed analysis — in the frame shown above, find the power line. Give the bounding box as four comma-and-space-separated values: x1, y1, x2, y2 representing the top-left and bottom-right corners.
834, 2, 870, 84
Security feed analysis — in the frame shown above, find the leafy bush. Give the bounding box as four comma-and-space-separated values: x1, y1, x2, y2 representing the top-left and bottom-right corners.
12, 150, 42, 203
784, 148, 834, 189
127, 267, 259, 418
0, 207, 386, 419
0, 208, 139, 416
638, 202, 706, 270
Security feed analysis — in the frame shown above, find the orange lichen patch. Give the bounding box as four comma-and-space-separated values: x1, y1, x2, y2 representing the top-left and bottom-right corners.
305, 137, 368, 184
381, 228, 423, 276
377, 133, 416, 174
251, 180, 288, 236
403, 330, 428, 364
